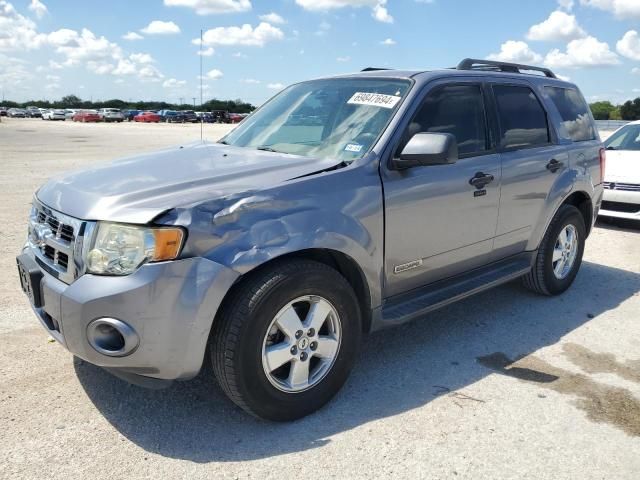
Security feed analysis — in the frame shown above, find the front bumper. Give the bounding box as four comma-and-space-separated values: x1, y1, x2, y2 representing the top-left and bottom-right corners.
20, 248, 239, 382
600, 189, 640, 220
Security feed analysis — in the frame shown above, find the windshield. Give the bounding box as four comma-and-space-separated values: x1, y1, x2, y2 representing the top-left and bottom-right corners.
605, 124, 640, 151
222, 78, 412, 162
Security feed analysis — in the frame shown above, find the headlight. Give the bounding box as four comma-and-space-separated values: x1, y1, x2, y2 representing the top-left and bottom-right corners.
86, 222, 184, 275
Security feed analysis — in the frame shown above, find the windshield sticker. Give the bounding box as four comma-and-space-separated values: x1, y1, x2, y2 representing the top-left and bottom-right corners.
344, 143, 364, 153
347, 92, 402, 109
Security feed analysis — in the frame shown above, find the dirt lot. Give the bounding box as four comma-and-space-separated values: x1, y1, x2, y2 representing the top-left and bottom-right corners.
1, 118, 639, 479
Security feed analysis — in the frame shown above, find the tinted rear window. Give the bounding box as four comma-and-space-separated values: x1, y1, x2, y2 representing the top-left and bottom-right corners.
493, 85, 550, 150
545, 86, 596, 142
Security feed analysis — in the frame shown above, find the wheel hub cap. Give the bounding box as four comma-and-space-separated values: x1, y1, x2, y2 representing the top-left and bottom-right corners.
261, 295, 342, 393
552, 224, 579, 280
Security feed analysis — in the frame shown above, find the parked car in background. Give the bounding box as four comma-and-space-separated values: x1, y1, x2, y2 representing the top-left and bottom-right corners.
228, 112, 244, 124
98, 108, 125, 122
180, 110, 199, 123
206, 110, 228, 123
8, 108, 26, 118
200, 112, 215, 123
72, 110, 101, 122
64, 109, 78, 120
134, 111, 161, 123
0, 107, 8, 116
600, 121, 640, 221
121, 109, 139, 121
25, 106, 42, 118
42, 109, 66, 121
17, 59, 604, 421
160, 110, 197, 123
160, 110, 180, 123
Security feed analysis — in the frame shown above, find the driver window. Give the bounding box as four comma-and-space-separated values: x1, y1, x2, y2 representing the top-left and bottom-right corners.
399, 84, 488, 157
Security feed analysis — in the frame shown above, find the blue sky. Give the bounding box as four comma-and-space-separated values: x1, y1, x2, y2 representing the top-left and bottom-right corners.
1, 0, 640, 105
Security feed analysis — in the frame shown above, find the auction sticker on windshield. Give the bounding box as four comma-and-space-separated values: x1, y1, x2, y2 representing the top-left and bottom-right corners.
347, 92, 402, 109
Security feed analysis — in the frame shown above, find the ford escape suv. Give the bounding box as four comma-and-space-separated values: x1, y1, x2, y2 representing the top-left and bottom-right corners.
17, 59, 604, 421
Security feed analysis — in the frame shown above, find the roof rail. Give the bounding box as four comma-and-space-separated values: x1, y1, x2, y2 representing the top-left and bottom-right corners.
456, 58, 557, 79
361, 67, 392, 72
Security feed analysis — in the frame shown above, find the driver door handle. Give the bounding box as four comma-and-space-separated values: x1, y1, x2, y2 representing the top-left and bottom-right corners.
469, 172, 495, 190
546, 159, 564, 173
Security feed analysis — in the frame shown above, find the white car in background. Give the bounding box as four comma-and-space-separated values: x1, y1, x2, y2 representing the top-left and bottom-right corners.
98, 108, 124, 122
42, 109, 66, 121
601, 120, 640, 220
65, 109, 78, 120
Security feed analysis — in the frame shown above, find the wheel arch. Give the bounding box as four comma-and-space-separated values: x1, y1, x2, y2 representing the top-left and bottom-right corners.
559, 190, 593, 237
530, 188, 594, 252
219, 248, 374, 334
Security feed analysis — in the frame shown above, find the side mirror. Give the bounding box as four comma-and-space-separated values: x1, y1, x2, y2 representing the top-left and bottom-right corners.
393, 132, 458, 169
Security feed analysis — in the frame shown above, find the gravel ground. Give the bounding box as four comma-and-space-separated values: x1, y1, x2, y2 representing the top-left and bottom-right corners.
1, 118, 639, 480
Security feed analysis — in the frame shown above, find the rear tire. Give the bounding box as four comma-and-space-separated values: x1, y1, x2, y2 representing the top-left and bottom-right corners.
211, 259, 362, 421
523, 204, 586, 296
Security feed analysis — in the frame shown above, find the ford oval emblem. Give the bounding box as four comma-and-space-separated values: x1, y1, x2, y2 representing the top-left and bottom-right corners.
32, 224, 52, 247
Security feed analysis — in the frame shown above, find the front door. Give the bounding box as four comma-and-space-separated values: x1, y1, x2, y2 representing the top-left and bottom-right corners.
381, 82, 501, 297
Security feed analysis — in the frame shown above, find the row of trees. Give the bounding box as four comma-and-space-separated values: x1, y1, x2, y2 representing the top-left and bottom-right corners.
589, 98, 640, 121
1, 95, 255, 114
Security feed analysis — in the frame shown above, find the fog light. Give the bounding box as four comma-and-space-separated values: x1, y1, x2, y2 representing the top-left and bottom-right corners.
87, 318, 139, 357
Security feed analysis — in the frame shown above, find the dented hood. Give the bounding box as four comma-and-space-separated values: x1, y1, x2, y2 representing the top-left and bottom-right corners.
37, 142, 339, 223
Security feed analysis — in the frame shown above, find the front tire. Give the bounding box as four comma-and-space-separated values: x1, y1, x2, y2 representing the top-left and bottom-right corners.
211, 259, 362, 421
523, 204, 586, 296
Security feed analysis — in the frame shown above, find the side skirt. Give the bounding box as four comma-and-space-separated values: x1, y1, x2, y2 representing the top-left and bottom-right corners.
373, 251, 535, 331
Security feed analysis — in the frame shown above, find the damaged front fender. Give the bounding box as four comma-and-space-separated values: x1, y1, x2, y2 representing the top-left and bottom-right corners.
157, 160, 385, 310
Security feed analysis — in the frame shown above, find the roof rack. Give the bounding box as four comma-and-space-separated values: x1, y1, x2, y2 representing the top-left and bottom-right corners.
456, 58, 557, 79
361, 67, 392, 72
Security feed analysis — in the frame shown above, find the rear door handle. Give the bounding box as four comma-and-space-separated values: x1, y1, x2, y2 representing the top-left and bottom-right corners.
469, 172, 495, 189
546, 159, 564, 173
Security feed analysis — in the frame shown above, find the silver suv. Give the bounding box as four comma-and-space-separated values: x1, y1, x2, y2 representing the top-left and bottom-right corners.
98, 108, 125, 122
17, 59, 604, 420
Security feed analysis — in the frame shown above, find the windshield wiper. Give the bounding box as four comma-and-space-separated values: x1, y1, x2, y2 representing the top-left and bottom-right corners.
606, 146, 616, 150
218, 140, 229, 145
256, 146, 288, 154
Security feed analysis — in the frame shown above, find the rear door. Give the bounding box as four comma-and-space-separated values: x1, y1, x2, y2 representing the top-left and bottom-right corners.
381, 80, 501, 297
489, 82, 569, 258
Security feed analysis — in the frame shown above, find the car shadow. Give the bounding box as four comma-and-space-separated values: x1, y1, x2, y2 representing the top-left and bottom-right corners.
74, 261, 640, 463
596, 217, 640, 233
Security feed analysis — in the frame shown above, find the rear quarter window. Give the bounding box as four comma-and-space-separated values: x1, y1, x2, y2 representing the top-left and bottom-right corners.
544, 86, 596, 142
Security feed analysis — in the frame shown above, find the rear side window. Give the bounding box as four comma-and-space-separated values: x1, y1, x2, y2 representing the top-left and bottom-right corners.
493, 85, 550, 150
400, 84, 488, 157
545, 86, 596, 142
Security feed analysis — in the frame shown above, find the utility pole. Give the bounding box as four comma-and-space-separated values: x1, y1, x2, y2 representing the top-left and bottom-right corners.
199, 29, 204, 142
192, 97, 196, 107
179, 97, 184, 105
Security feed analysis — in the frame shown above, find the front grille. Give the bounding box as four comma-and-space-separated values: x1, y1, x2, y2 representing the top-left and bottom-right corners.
28, 200, 90, 284
601, 201, 640, 214
603, 182, 640, 192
